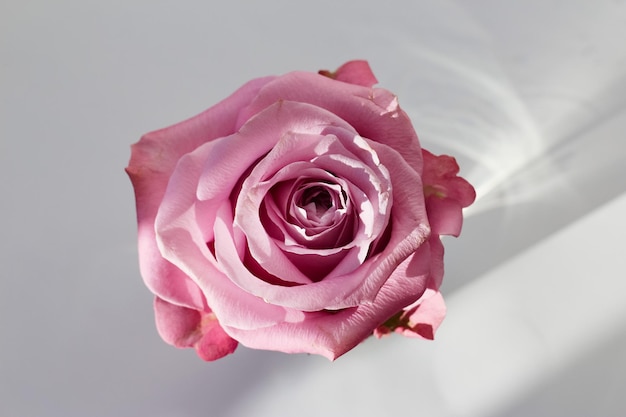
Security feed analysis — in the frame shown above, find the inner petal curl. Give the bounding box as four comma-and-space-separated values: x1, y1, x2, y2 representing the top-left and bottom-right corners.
263, 172, 356, 249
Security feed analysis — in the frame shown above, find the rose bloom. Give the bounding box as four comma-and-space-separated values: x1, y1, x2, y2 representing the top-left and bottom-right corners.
126, 60, 475, 361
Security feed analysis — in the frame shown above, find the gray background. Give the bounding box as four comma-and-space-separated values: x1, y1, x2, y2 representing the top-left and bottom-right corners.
2, 1, 626, 416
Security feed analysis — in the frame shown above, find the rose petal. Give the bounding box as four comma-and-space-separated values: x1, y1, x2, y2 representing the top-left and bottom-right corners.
264, 170, 355, 250
422, 150, 475, 205
318, 60, 378, 88
219, 137, 429, 312
424, 233, 445, 291
154, 297, 238, 361
126, 76, 274, 309
425, 196, 464, 237
244, 157, 382, 254
422, 149, 476, 237
222, 240, 434, 360
238, 71, 423, 174
154, 143, 305, 330
373, 235, 446, 339
154, 296, 203, 348
237, 122, 391, 257
394, 290, 447, 340
156, 101, 361, 291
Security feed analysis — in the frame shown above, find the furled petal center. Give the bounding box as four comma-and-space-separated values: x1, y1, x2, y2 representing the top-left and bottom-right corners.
302, 186, 332, 214
293, 183, 344, 228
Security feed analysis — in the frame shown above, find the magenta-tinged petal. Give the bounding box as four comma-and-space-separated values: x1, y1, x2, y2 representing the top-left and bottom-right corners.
154, 297, 238, 361
394, 290, 447, 340
154, 296, 203, 347
194, 318, 239, 361
421, 149, 476, 237
422, 150, 476, 207
425, 234, 445, 291
319, 60, 378, 88
425, 196, 464, 237
373, 235, 445, 339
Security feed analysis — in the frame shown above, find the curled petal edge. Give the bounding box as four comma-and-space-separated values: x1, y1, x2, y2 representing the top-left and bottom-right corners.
154, 297, 238, 361
318, 59, 378, 88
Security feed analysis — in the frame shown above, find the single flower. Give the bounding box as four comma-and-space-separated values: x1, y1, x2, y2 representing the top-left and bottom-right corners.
126, 60, 475, 361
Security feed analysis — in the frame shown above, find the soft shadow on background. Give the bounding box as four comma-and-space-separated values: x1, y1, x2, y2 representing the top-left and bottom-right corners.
2, 1, 625, 416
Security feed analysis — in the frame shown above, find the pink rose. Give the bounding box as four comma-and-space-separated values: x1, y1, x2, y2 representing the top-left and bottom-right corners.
126, 60, 475, 361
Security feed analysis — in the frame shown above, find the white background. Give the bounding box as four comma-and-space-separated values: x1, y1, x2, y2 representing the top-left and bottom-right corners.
2, 1, 626, 416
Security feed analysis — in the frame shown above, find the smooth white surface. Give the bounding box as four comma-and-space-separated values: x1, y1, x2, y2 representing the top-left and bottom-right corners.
229, 191, 626, 417
2, 1, 625, 416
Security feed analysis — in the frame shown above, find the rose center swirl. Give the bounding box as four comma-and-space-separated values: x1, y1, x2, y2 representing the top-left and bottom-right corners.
294, 184, 343, 226
301, 186, 332, 214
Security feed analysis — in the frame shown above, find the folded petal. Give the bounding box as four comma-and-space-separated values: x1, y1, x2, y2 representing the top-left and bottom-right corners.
421, 149, 476, 237
222, 240, 434, 360
154, 297, 238, 361
318, 60, 378, 88
238, 71, 423, 174
126, 76, 274, 309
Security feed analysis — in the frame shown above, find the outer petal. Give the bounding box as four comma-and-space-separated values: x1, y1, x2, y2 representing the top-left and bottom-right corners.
373, 234, 446, 339
154, 142, 304, 331
221, 240, 434, 360
395, 290, 446, 340
318, 60, 378, 88
154, 297, 238, 361
237, 71, 423, 175
422, 149, 476, 237
373, 290, 446, 340
425, 197, 464, 237
126, 76, 275, 309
